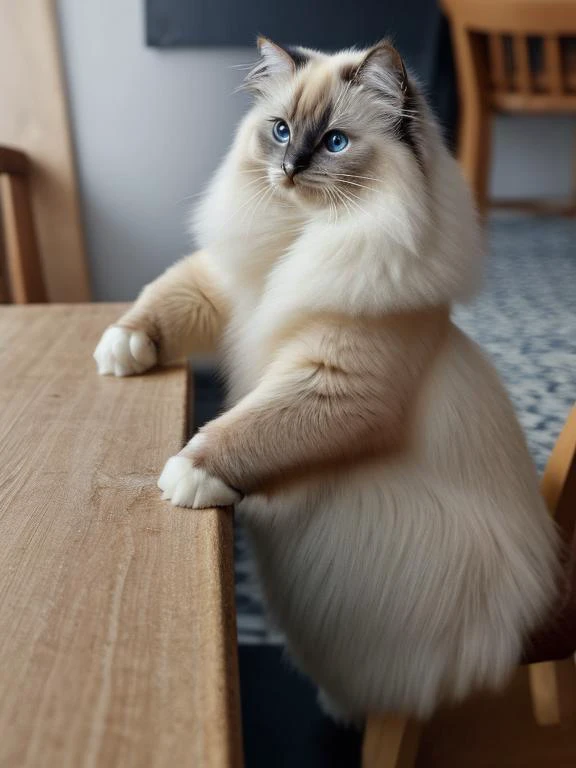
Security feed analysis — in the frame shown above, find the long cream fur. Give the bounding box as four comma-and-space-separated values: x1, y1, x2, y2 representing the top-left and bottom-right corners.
94, 39, 560, 719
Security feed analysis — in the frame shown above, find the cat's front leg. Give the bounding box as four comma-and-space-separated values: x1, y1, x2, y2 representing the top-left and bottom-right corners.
94, 250, 229, 376
159, 309, 449, 505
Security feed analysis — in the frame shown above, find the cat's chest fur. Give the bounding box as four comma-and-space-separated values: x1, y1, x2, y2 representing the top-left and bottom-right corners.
204, 191, 310, 402
222, 244, 301, 403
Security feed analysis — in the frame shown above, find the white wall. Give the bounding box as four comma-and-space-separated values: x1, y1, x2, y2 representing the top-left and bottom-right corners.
57, 0, 575, 300
491, 115, 575, 201
57, 0, 254, 300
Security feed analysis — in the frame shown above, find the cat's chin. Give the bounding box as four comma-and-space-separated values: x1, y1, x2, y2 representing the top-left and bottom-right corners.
274, 180, 328, 210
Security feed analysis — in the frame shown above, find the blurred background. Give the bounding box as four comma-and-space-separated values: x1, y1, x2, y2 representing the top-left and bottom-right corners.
1, 1, 575, 766
2, 0, 574, 302
60, 0, 576, 300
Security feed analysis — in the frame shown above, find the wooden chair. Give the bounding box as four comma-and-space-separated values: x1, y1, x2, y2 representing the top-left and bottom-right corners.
363, 403, 576, 767
528, 405, 576, 726
441, 0, 576, 215
0, 145, 46, 303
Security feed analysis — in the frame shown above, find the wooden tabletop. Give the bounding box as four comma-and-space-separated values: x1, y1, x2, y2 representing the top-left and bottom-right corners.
0, 304, 242, 768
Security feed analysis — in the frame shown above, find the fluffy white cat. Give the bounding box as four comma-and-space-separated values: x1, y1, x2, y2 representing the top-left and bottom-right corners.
94, 39, 560, 719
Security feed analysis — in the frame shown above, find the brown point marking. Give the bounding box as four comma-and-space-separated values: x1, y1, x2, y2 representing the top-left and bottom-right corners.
340, 63, 358, 82
289, 81, 305, 121
290, 66, 335, 124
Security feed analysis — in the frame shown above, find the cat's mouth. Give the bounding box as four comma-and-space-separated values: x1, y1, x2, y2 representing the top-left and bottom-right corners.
268, 169, 329, 208
278, 175, 325, 201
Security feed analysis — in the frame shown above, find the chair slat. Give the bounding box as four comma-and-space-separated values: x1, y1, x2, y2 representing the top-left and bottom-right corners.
513, 35, 532, 92
566, 43, 576, 92
544, 36, 563, 94
488, 35, 508, 90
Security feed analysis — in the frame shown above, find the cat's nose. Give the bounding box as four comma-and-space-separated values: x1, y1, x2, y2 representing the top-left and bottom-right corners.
281, 160, 296, 180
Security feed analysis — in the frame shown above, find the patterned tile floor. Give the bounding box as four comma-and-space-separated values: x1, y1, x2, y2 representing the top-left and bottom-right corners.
229, 215, 576, 643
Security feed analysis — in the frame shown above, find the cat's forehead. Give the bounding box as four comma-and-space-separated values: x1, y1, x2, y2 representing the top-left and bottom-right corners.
280, 52, 363, 127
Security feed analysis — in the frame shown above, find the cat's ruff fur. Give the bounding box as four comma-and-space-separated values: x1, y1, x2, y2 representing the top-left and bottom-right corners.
94, 39, 560, 718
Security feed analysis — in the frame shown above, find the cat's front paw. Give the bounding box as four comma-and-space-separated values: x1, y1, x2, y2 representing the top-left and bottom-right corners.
158, 455, 241, 509
94, 326, 157, 376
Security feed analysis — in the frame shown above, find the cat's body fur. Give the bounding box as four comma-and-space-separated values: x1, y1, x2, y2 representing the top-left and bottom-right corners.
94, 40, 560, 718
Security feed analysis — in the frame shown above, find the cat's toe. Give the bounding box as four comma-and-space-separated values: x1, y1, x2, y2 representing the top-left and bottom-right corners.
130, 331, 157, 367
158, 456, 241, 509
191, 473, 241, 508
157, 455, 192, 494
94, 326, 156, 377
170, 473, 203, 507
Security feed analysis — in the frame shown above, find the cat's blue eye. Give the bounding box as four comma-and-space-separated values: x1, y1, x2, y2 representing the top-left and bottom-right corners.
324, 130, 349, 153
272, 119, 290, 143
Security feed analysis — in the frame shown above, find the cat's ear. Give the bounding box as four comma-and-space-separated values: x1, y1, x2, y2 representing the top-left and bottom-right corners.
257, 37, 297, 76
243, 37, 304, 94
354, 41, 408, 102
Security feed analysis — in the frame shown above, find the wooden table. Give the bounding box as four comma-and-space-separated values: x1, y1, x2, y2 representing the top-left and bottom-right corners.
0, 304, 242, 768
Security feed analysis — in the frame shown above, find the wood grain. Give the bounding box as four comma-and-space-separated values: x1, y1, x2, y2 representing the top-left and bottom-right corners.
0, 0, 90, 301
0, 305, 242, 767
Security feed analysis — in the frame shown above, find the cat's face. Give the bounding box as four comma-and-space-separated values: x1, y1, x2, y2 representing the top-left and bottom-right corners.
244, 39, 421, 211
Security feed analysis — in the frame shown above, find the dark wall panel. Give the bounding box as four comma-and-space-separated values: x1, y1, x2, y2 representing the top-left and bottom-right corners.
145, 0, 457, 143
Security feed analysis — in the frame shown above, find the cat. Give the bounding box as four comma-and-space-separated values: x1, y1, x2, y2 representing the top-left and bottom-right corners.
94, 38, 560, 719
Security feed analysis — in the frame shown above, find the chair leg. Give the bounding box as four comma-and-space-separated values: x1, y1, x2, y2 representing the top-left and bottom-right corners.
458, 106, 492, 217
362, 715, 421, 768
449, 22, 492, 217
530, 659, 576, 726
530, 405, 576, 726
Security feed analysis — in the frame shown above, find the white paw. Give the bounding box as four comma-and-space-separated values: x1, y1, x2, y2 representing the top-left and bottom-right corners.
94, 326, 157, 376
157, 455, 241, 509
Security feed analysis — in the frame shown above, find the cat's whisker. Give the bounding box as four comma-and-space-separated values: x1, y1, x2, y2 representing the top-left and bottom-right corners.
338, 186, 429, 240
229, 62, 259, 70
323, 187, 337, 224
332, 172, 383, 183
240, 190, 270, 228
176, 191, 206, 205
240, 172, 269, 184
337, 186, 388, 226
246, 183, 276, 230
234, 182, 271, 218
240, 175, 270, 191
333, 186, 355, 220
336, 179, 377, 193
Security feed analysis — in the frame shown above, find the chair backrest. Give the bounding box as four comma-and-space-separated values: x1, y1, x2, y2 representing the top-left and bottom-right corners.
0, 146, 47, 304
442, 0, 576, 112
